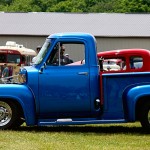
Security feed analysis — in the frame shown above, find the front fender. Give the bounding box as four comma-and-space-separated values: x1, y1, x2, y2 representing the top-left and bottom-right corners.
0, 84, 36, 125
123, 84, 150, 121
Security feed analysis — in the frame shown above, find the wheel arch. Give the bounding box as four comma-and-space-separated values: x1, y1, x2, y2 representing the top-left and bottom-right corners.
135, 96, 150, 120
0, 85, 36, 126
123, 84, 150, 122
0, 98, 24, 118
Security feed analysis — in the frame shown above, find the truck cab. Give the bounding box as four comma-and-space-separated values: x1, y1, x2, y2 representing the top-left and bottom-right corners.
97, 49, 150, 73
32, 33, 100, 119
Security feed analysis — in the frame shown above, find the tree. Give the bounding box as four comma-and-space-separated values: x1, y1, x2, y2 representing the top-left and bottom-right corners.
119, 0, 150, 13
0, 0, 12, 5
0, 0, 150, 13
47, 0, 86, 12
89, 0, 122, 12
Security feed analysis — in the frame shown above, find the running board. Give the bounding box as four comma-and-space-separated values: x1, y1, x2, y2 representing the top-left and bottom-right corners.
38, 118, 126, 126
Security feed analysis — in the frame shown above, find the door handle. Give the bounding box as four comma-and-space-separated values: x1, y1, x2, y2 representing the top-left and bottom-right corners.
78, 72, 88, 75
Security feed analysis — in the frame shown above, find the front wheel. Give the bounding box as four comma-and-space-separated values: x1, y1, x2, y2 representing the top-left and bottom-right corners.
139, 101, 150, 129
0, 100, 19, 129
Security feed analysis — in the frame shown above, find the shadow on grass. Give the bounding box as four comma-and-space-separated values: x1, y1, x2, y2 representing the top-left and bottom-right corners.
12, 124, 150, 135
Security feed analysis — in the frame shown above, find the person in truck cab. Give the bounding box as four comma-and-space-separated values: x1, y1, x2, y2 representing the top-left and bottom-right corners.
52, 45, 70, 66
65, 53, 73, 63
60, 45, 70, 65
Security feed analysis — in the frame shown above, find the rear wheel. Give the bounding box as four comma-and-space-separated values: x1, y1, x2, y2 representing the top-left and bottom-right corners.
139, 101, 150, 129
0, 100, 20, 129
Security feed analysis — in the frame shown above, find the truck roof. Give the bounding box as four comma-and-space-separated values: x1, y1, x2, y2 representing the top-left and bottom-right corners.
98, 48, 150, 72
97, 49, 150, 57
48, 32, 95, 39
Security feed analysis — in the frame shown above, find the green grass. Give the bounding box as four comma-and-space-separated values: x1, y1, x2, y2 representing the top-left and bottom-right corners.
0, 122, 150, 150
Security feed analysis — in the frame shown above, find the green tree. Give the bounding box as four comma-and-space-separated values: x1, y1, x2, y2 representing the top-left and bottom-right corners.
119, 0, 150, 13
47, 0, 86, 12
89, 0, 122, 12
32, 0, 58, 12
0, 0, 12, 5
0, 0, 150, 13
0, 0, 38, 12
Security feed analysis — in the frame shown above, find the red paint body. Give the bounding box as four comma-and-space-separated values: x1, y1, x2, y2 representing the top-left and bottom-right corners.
97, 49, 150, 73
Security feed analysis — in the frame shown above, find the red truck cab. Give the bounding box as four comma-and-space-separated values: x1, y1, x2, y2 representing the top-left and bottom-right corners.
97, 49, 150, 73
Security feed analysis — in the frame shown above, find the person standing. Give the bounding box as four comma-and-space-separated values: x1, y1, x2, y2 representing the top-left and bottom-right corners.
2, 63, 9, 78
36, 45, 41, 53
32, 45, 42, 64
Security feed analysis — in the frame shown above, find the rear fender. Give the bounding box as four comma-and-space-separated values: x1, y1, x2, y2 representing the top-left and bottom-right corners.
0, 84, 36, 125
123, 84, 150, 121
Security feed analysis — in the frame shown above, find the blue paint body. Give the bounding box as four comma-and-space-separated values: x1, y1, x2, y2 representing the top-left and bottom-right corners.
1, 32, 150, 127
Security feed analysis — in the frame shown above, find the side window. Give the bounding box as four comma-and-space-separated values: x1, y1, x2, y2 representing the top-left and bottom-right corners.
0, 54, 6, 63
129, 56, 143, 69
47, 42, 85, 66
7, 54, 20, 63
100, 57, 126, 71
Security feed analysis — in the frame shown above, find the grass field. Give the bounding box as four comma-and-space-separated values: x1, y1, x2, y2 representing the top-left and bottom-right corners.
0, 122, 150, 150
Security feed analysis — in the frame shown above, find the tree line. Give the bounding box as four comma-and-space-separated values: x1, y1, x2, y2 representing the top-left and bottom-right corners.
0, 0, 150, 13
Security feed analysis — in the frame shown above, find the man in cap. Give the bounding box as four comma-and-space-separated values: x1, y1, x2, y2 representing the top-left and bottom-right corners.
36, 45, 41, 53
2, 63, 9, 78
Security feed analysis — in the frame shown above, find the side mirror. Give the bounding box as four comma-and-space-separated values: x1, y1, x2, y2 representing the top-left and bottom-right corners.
39, 62, 46, 74
39, 66, 44, 74
43, 62, 46, 68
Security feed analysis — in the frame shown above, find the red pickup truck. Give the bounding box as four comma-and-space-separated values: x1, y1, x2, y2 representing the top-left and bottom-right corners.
97, 48, 150, 73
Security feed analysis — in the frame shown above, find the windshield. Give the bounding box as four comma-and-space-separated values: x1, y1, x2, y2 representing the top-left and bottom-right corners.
0, 54, 6, 63
7, 54, 20, 63
0, 54, 20, 63
34, 39, 51, 65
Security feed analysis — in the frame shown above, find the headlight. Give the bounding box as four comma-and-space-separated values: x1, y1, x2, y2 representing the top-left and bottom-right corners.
12, 67, 27, 84
0, 67, 27, 84
18, 67, 27, 83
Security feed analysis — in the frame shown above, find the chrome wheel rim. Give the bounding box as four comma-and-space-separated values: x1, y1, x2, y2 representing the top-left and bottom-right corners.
0, 101, 12, 127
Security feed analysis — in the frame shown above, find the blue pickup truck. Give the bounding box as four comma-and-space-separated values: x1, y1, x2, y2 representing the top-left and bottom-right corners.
0, 32, 150, 130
